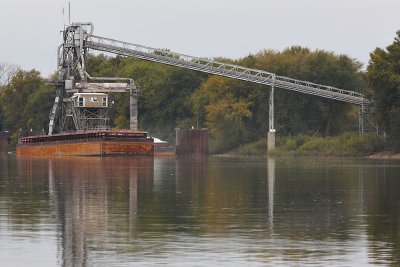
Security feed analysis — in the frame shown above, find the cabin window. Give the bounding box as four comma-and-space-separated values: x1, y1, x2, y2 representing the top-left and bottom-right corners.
78, 97, 84, 107
89, 97, 98, 102
102, 97, 107, 107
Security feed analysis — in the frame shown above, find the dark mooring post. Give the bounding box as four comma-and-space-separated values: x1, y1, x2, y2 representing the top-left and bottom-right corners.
267, 74, 276, 151
175, 128, 208, 158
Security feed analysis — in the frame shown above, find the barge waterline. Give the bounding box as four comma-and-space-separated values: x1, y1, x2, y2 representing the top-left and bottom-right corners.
16, 130, 154, 157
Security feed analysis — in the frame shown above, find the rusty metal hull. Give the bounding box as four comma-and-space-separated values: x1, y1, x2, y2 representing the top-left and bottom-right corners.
17, 140, 154, 157
16, 130, 154, 157
175, 129, 208, 158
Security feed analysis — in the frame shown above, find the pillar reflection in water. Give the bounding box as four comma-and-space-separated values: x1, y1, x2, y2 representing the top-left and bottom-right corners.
129, 159, 138, 234
45, 156, 153, 267
174, 157, 208, 227
0, 154, 8, 180
47, 159, 63, 266
267, 157, 275, 233
358, 165, 364, 212
175, 157, 208, 194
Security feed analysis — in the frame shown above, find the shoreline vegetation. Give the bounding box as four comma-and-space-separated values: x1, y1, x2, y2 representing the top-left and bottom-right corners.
228, 132, 397, 158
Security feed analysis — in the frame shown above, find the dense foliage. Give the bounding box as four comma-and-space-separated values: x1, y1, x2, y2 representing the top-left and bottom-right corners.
82, 48, 366, 152
366, 31, 400, 149
0, 70, 55, 144
194, 48, 365, 152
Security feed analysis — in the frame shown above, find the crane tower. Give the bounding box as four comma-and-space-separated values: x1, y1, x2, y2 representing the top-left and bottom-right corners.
49, 23, 139, 135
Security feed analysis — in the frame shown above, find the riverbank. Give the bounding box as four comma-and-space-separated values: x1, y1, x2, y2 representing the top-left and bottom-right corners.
367, 151, 400, 159
229, 132, 388, 158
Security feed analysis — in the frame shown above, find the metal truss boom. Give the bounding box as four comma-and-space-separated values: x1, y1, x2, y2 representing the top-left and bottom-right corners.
86, 35, 370, 106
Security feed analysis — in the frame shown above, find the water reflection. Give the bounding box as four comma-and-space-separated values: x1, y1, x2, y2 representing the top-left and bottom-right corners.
0, 154, 7, 180
267, 157, 275, 233
2, 156, 154, 266
48, 157, 154, 266
1, 156, 400, 265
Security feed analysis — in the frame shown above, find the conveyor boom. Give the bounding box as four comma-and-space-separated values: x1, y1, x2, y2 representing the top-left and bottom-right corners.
86, 35, 369, 105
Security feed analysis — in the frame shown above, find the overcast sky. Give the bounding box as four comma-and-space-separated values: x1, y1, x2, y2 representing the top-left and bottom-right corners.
1, 0, 399, 77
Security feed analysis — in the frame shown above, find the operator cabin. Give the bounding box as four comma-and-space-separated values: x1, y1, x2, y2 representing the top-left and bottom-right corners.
73, 93, 108, 108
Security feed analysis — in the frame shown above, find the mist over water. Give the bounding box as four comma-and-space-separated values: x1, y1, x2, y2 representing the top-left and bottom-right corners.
0, 155, 399, 266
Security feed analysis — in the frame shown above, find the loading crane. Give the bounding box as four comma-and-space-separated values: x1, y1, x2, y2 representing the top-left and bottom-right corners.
49, 22, 375, 145
49, 23, 140, 134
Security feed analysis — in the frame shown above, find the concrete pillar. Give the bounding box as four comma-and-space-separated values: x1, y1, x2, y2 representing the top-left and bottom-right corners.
130, 88, 138, 131
267, 131, 275, 151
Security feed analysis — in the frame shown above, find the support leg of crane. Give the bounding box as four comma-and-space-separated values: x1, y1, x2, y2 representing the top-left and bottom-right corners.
358, 104, 365, 136
130, 88, 138, 131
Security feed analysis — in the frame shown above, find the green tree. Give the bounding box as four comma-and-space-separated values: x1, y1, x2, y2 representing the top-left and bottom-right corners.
255, 47, 364, 136
193, 47, 365, 152
0, 69, 55, 144
81, 49, 365, 151
367, 30, 400, 149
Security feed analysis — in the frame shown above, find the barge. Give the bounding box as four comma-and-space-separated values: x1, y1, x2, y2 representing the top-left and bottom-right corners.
16, 130, 154, 157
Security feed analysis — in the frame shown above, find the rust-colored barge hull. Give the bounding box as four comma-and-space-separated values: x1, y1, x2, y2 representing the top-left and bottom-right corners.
16, 130, 154, 157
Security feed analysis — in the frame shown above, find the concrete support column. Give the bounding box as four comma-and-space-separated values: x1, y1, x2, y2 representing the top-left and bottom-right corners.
267, 131, 275, 151
130, 87, 138, 131
268, 75, 276, 151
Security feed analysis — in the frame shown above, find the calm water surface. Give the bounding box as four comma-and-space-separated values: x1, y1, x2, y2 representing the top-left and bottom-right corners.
0, 155, 399, 266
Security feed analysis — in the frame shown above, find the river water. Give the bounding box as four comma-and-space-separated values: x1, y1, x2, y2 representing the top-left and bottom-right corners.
0, 155, 399, 266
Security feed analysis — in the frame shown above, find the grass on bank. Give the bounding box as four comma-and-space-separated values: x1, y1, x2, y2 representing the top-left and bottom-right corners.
230, 132, 385, 157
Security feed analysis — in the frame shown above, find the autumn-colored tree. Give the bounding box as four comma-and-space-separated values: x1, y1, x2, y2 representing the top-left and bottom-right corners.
192, 47, 365, 152
193, 76, 255, 151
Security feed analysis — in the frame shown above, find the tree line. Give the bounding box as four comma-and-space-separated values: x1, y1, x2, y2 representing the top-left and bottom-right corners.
1, 30, 400, 151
